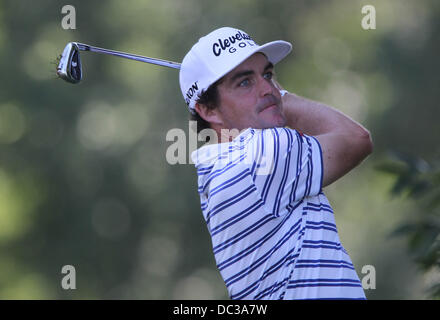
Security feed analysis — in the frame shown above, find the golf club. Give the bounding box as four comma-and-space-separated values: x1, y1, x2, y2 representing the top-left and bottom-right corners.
56, 42, 181, 84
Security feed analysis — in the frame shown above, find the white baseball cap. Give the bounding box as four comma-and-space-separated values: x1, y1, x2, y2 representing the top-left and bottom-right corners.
179, 27, 292, 114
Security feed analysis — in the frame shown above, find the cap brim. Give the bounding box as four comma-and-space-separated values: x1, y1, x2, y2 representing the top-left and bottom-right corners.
257, 40, 292, 65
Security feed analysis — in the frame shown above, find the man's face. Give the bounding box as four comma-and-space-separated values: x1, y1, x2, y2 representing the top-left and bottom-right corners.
214, 53, 286, 131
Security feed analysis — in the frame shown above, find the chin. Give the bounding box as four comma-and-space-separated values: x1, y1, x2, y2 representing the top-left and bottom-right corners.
263, 114, 286, 129
258, 107, 286, 128
258, 120, 285, 129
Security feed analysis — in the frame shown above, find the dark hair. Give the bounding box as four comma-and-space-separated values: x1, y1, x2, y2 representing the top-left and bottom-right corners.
190, 78, 223, 134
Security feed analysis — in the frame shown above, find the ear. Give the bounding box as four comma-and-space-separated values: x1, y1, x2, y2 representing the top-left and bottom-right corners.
195, 103, 223, 126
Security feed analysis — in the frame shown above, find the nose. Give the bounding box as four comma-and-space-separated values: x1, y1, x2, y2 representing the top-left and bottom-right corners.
258, 75, 275, 97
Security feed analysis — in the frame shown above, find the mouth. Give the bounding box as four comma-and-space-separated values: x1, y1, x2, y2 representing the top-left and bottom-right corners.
258, 95, 280, 113
260, 103, 278, 112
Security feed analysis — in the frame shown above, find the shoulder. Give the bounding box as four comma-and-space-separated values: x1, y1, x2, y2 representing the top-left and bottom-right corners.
246, 127, 309, 153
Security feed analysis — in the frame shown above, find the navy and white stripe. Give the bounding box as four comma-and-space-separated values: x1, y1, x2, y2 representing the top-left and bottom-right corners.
191, 127, 365, 300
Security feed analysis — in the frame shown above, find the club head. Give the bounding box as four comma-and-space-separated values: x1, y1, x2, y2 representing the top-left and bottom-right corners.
56, 42, 82, 84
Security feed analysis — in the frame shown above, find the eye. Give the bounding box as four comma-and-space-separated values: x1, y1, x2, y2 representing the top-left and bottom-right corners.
263, 71, 273, 80
238, 78, 250, 87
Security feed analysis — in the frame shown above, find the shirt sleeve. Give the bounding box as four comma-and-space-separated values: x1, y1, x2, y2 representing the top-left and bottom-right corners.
247, 127, 323, 217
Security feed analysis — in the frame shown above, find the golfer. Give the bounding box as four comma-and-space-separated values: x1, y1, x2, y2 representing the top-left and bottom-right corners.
179, 27, 373, 300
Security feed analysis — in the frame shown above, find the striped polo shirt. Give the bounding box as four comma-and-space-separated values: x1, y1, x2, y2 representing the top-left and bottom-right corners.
191, 127, 366, 300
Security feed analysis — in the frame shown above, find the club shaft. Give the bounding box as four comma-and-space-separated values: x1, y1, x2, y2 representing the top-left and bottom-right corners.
75, 42, 181, 70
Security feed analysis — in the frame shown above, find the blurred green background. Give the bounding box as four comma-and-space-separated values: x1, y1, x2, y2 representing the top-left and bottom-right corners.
0, 0, 438, 299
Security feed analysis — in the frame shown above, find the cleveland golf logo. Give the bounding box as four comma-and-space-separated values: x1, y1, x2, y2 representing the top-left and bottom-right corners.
212, 31, 255, 56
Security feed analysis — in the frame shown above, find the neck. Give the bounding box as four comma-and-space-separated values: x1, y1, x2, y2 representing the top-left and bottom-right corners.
211, 124, 244, 144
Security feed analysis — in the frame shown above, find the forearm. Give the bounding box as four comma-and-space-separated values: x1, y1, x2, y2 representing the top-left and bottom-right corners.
282, 92, 369, 137
282, 91, 373, 186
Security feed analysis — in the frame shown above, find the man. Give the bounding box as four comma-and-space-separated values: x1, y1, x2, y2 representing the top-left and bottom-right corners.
179, 27, 373, 300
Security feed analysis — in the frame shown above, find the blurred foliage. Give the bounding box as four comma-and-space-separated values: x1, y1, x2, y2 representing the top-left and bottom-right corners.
377, 153, 440, 298
0, 0, 438, 299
